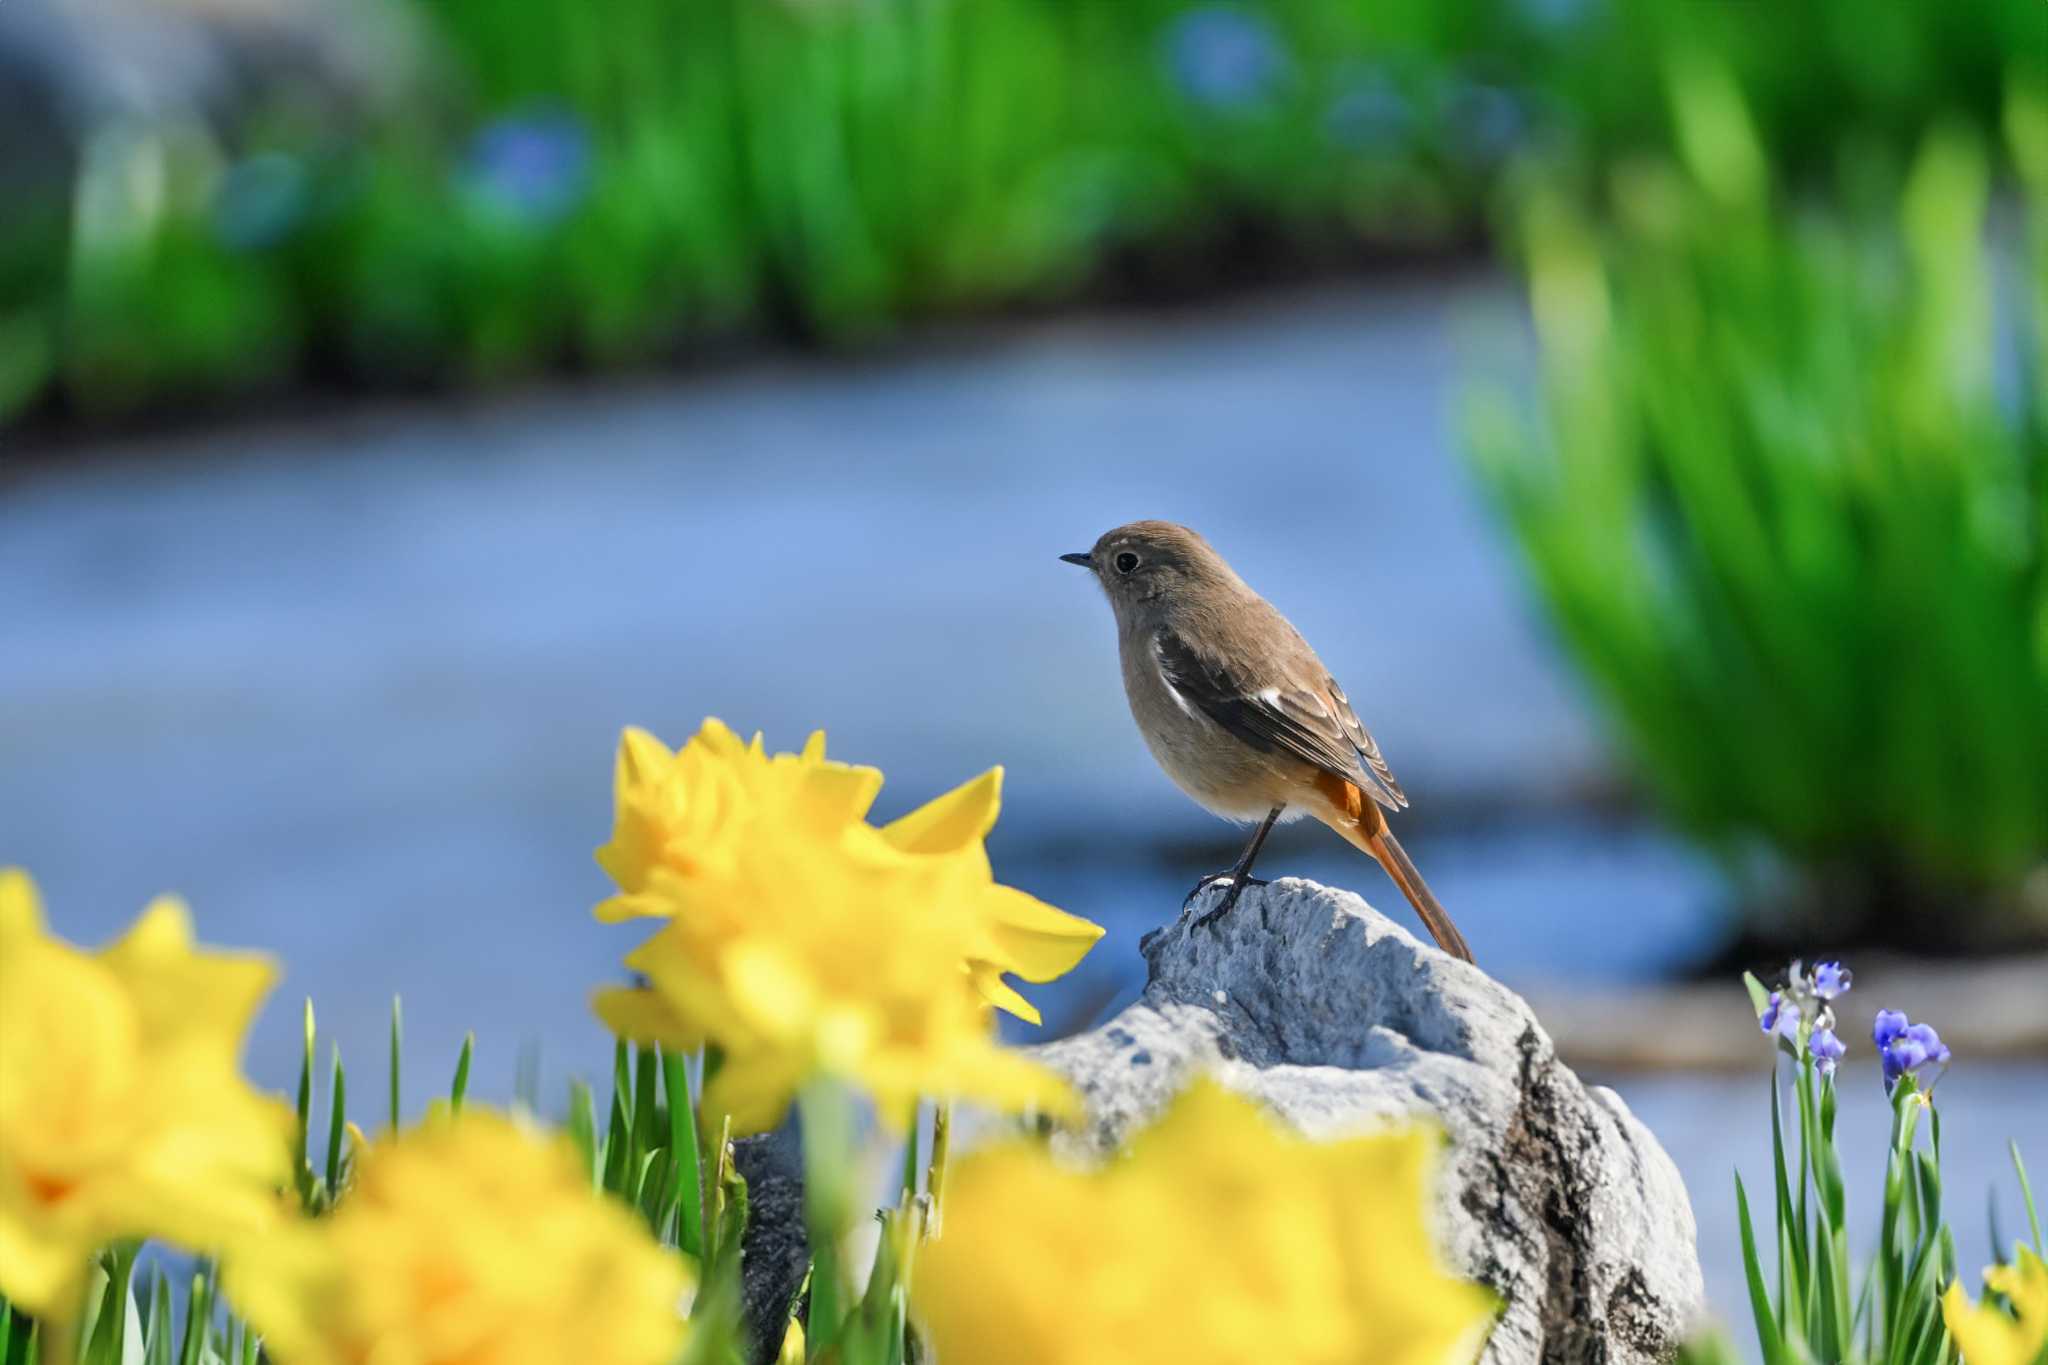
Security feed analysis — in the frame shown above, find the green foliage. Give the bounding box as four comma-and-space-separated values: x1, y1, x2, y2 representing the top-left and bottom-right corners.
8, 0, 2034, 422
1468, 82, 2048, 944
0, 0, 1544, 421
1537, 0, 2045, 186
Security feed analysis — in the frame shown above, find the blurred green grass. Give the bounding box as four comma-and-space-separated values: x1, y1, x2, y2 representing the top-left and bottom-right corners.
3, 0, 2041, 423
1466, 78, 2048, 951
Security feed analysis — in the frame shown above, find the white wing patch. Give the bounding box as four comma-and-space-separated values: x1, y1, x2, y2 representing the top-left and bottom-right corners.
1152, 636, 1200, 720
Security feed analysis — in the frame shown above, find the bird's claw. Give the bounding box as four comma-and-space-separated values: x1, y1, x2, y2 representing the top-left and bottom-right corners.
1186, 873, 1266, 930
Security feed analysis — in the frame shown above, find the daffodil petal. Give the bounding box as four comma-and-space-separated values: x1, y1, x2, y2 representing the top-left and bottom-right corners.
969, 962, 1042, 1026
592, 986, 701, 1050
882, 768, 1003, 853
975, 885, 1106, 980
0, 1203, 87, 1319
593, 892, 676, 923
705, 1050, 813, 1136
0, 868, 43, 939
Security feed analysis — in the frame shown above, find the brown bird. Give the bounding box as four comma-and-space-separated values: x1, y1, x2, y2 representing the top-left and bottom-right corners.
1061, 520, 1475, 963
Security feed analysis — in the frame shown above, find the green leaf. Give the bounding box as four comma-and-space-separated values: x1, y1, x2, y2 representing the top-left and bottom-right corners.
601, 1085, 634, 1198
1770, 1074, 1807, 1324
1737, 1172, 1790, 1365
325, 1044, 348, 1199
567, 1079, 600, 1188
2016, 1141, 2043, 1255
449, 1032, 475, 1112
1743, 971, 1772, 1018
81, 1243, 137, 1365
145, 1271, 172, 1365
899, 1100, 922, 1207
633, 1045, 660, 1166
665, 1049, 704, 1257
294, 999, 316, 1210
389, 996, 403, 1134
175, 1274, 207, 1365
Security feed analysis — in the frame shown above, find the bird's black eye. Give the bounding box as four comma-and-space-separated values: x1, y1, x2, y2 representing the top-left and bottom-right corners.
1114, 551, 1140, 575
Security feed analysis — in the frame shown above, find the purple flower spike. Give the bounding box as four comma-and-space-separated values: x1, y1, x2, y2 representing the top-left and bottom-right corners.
1761, 990, 1800, 1038
1812, 961, 1852, 1000
1809, 1026, 1846, 1077
1875, 1010, 1951, 1092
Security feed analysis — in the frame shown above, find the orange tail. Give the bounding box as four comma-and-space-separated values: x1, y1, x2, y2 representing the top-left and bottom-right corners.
1312, 775, 1477, 964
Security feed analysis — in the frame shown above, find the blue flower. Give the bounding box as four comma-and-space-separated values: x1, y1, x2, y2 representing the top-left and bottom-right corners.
1809, 1026, 1845, 1078
1162, 7, 1289, 113
1324, 68, 1413, 154
1760, 990, 1799, 1038
1444, 81, 1529, 165
462, 106, 592, 226
1812, 961, 1852, 1000
1516, 0, 1592, 33
1872, 1009, 1908, 1050
1874, 1010, 1950, 1092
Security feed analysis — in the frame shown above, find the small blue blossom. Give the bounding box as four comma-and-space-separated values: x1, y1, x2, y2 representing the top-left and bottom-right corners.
1874, 1009, 1950, 1092
1760, 990, 1800, 1038
1516, 0, 1592, 32
1444, 80, 1529, 165
1162, 7, 1289, 113
1812, 961, 1852, 1000
1324, 68, 1413, 154
1872, 1009, 1908, 1050
1809, 1026, 1845, 1078
462, 106, 592, 226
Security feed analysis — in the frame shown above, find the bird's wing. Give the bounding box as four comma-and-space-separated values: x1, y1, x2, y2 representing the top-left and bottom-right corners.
1151, 624, 1408, 811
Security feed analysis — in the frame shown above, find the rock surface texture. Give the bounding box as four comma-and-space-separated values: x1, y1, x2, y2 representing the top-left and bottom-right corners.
1027, 877, 1705, 1365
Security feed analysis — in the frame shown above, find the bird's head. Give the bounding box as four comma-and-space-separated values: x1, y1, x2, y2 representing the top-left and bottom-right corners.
1060, 520, 1240, 620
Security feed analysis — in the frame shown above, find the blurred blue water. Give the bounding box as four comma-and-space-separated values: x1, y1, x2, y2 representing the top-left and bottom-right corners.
4, 271, 1659, 1094
5, 272, 2043, 1337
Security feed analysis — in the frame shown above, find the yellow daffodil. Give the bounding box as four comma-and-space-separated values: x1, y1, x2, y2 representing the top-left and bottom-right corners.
590, 723, 1093, 1132
592, 841, 1075, 1133
873, 764, 1105, 1026
0, 869, 291, 1320
913, 1078, 1497, 1365
228, 1108, 690, 1365
1942, 1244, 2048, 1365
593, 722, 1102, 1025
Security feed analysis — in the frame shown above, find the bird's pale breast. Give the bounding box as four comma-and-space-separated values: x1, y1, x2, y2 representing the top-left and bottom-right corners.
1117, 623, 1309, 822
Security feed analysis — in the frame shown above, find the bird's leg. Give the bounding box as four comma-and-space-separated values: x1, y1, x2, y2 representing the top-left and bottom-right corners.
1191, 805, 1284, 929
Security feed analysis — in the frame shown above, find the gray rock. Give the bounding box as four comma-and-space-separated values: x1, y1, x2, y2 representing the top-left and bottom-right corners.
732, 1128, 809, 1365
1026, 877, 1704, 1365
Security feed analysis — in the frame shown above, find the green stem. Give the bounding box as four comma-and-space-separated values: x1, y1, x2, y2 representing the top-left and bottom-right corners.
899, 1100, 922, 1208
926, 1101, 953, 1234
799, 1079, 857, 1353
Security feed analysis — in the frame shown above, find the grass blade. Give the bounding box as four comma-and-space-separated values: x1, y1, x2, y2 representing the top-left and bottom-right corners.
449, 1033, 474, 1112
664, 1048, 704, 1257
324, 1044, 347, 1199
567, 1079, 599, 1188
389, 996, 403, 1134
1737, 1172, 1789, 1365
293, 1000, 315, 1209
2015, 1141, 2043, 1255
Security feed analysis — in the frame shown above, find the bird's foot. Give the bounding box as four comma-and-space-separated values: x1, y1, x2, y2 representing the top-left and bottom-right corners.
1188, 873, 1266, 930
1181, 869, 1267, 911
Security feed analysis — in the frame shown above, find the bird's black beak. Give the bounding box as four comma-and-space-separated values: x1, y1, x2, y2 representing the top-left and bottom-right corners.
1059, 552, 1093, 568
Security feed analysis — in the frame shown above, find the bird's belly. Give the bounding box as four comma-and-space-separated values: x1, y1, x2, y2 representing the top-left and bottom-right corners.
1130, 691, 1304, 823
